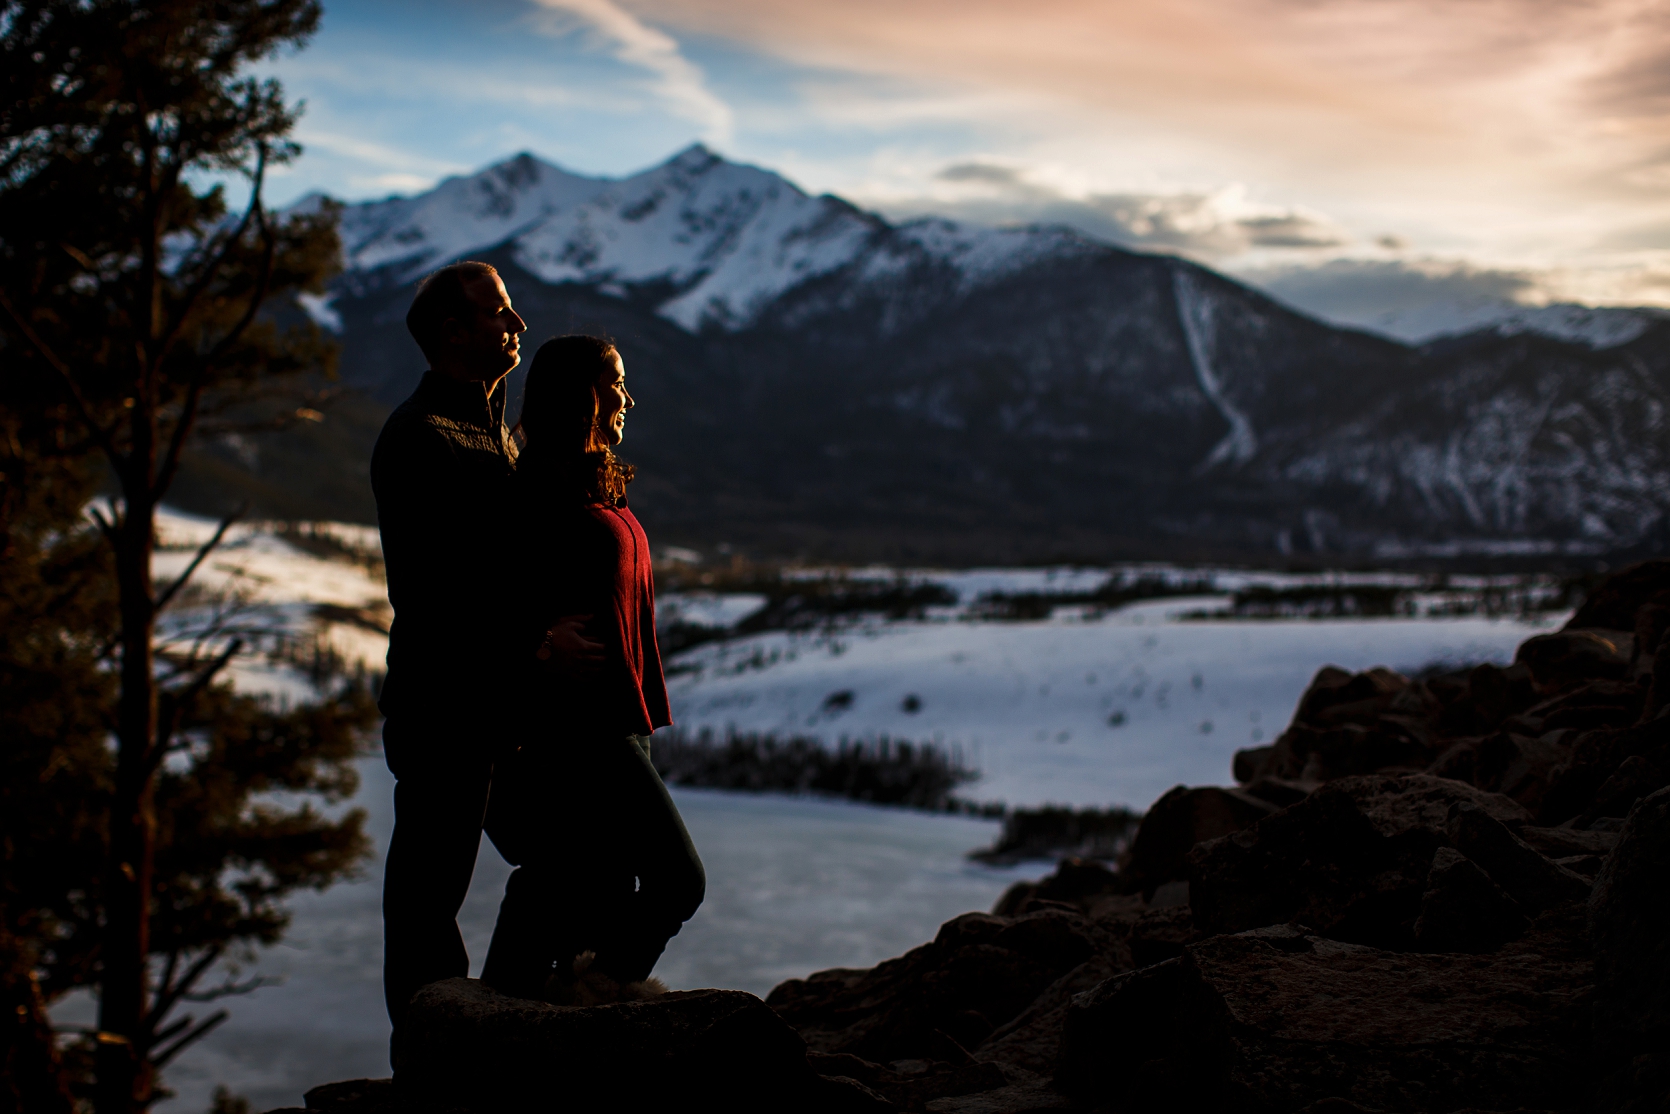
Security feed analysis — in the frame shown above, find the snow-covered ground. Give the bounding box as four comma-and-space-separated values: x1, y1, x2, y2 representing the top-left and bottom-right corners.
665, 599, 1554, 809
150, 507, 1560, 809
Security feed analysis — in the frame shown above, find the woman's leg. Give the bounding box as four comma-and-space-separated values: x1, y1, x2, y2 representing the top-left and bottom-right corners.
591, 734, 706, 983
480, 738, 639, 997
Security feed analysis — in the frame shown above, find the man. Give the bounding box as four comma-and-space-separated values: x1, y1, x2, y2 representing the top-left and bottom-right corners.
371, 261, 596, 1029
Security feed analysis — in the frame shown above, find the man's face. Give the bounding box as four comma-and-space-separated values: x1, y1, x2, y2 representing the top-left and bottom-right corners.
442, 274, 527, 381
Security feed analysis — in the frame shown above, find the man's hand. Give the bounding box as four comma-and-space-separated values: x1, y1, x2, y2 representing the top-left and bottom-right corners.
537, 614, 606, 672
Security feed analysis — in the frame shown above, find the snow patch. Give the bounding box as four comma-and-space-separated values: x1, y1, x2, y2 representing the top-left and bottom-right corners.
1173, 266, 1258, 469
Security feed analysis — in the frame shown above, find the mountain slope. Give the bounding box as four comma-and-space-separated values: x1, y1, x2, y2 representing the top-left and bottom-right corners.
189, 147, 1670, 563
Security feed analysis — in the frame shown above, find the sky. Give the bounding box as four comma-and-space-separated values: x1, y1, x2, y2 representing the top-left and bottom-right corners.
257, 0, 1670, 328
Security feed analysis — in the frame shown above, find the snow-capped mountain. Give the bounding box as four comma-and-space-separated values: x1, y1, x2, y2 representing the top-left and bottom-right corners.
1369, 299, 1667, 349
326, 145, 1098, 333
230, 146, 1670, 563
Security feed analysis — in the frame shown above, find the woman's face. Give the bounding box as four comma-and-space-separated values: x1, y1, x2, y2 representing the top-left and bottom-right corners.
596, 351, 634, 446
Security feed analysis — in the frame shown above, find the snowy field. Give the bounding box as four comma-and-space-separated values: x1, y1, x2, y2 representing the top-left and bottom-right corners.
665, 600, 1552, 809
116, 510, 1563, 1109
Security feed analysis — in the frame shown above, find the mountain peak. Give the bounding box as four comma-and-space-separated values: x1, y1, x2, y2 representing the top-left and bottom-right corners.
665, 142, 718, 169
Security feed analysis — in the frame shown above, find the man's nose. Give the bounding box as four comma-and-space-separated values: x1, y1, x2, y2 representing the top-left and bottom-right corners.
509, 310, 528, 334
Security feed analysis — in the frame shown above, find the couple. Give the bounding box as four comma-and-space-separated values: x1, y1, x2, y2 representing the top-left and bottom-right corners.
370, 261, 705, 1031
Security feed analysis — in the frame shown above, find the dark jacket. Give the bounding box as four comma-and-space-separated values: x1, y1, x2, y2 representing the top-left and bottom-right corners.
371, 371, 519, 717
515, 452, 671, 737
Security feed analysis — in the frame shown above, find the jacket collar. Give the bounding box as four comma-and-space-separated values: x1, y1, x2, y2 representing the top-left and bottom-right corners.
414, 370, 507, 429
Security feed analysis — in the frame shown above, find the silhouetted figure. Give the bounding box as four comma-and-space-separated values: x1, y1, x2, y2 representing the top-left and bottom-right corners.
480, 335, 705, 1000
372, 262, 534, 1030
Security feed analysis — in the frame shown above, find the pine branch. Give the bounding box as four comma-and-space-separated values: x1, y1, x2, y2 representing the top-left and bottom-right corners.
153, 150, 277, 503
153, 637, 243, 768
151, 146, 269, 363
0, 286, 121, 464
143, 946, 222, 1037
146, 1010, 228, 1071
153, 505, 244, 615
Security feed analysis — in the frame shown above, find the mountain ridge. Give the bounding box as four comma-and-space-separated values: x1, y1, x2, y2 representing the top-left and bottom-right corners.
180, 146, 1670, 564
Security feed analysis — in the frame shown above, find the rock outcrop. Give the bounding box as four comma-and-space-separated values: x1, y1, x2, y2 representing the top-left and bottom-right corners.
761, 560, 1670, 1113
269, 560, 1670, 1114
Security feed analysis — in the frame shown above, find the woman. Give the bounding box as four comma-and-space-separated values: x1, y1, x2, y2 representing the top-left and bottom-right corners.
479, 334, 705, 1004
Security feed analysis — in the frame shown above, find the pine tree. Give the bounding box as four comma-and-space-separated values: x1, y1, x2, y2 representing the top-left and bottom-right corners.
0, 3, 374, 1110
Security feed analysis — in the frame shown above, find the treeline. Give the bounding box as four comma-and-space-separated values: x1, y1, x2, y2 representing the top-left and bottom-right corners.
651, 730, 985, 812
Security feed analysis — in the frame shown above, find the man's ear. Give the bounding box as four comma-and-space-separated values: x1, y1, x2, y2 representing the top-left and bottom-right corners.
437, 315, 467, 347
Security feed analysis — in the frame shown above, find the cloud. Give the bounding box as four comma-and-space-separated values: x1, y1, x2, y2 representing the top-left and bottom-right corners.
295, 129, 473, 178
529, 0, 733, 142
1235, 257, 1547, 340
624, 0, 1670, 286
884, 161, 1348, 259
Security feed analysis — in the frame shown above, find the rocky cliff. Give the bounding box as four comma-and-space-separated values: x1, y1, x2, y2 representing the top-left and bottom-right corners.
269, 560, 1670, 1113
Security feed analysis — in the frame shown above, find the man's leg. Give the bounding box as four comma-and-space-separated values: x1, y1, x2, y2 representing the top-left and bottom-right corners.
381, 716, 494, 1027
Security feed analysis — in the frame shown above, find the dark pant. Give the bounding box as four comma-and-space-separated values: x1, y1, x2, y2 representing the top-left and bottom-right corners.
478, 732, 706, 999
381, 713, 506, 1028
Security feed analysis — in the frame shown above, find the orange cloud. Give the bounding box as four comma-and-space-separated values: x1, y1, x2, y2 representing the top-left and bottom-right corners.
633, 0, 1670, 207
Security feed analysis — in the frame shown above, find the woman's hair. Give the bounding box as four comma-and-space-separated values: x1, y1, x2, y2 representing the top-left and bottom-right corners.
518, 334, 636, 504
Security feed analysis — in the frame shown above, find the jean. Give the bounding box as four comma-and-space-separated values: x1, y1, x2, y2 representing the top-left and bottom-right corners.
478, 731, 706, 999
380, 713, 510, 1028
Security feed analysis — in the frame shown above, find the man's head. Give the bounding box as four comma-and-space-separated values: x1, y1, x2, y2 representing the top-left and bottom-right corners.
405, 262, 527, 387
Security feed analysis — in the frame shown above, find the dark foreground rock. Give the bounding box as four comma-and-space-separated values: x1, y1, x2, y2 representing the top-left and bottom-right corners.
1059, 919, 1594, 1113
394, 978, 883, 1112
752, 563, 1670, 1113
265, 980, 890, 1113
1590, 785, 1670, 1112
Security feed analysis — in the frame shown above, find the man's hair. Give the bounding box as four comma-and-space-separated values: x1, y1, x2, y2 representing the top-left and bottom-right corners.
405, 261, 500, 361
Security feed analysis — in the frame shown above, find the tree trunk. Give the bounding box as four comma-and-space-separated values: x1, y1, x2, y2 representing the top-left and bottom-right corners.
95, 471, 158, 1114
0, 916, 76, 1114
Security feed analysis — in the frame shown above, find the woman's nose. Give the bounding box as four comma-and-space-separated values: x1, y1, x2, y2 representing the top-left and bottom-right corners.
624, 391, 635, 409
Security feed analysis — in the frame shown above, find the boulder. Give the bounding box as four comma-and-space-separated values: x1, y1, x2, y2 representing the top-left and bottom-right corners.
1563, 560, 1670, 633
1590, 785, 1670, 1112
1582, 746, 1670, 827
805, 1051, 1011, 1111
1411, 847, 1529, 952
391, 978, 876, 1113
1118, 786, 1277, 895
1516, 630, 1633, 691
1188, 775, 1532, 949
1461, 663, 1538, 731
1536, 723, 1662, 826
1231, 745, 1273, 783
1125, 905, 1200, 968
1445, 803, 1592, 914
990, 858, 1119, 917
1057, 923, 1595, 1113
1469, 730, 1576, 813
971, 956, 1127, 1076
767, 910, 1111, 1064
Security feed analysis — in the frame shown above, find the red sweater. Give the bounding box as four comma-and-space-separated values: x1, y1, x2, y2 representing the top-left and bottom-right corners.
518, 466, 670, 736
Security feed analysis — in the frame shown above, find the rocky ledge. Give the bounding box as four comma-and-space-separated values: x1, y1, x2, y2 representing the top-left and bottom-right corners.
270, 560, 1670, 1113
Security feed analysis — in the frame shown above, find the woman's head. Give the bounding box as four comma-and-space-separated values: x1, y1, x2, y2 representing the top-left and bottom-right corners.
519, 334, 637, 502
